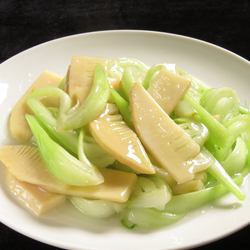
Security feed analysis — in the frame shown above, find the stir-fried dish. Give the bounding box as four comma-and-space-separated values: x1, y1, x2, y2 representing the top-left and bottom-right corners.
0, 56, 249, 229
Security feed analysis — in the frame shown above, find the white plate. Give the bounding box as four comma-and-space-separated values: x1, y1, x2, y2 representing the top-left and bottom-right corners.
0, 30, 250, 250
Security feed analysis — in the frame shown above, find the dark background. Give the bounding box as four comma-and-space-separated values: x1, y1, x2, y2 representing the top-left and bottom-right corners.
0, 0, 249, 249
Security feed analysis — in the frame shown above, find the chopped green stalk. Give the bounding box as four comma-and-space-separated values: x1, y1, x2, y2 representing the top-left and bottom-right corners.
174, 99, 196, 118
27, 98, 78, 155
78, 130, 114, 168
26, 115, 103, 186
121, 67, 135, 101
59, 68, 70, 91
222, 137, 248, 175
241, 132, 250, 165
27, 98, 114, 166
111, 89, 132, 127
116, 58, 148, 72
185, 94, 228, 147
78, 130, 92, 164
165, 174, 244, 214
70, 197, 122, 218
143, 64, 163, 89
62, 64, 110, 130
200, 88, 240, 123
239, 105, 250, 114
58, 76, 66, 90
121, 208, 183, 229
204, 149, 245, 200
128, 176, 172, 210
216, 114, 250, 160
175, 118, 209, 146
48, 107, 59, 118
84, 142, 115, 167
176, 67, 208, 95
29, 86, 72, 124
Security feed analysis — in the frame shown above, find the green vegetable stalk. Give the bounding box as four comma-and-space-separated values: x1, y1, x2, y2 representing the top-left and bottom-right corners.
165, 174, 244, 214
110, 89, 132, 127
61, 64, 110, 130
26, 115, 104, 186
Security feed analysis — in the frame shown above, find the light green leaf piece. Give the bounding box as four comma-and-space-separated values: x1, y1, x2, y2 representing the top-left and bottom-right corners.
61, 64, 110, 130
26, 115, 104, 186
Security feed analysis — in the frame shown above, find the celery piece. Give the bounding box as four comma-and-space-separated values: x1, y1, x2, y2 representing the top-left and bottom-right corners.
143, 64, 164, 89
204, 149, 245, 200
185, 94, 228, 147
117, 58, 148, 72
174, 99, 196, 118
26, 115, 103, 186
121, 208, 183, 229
241, 131, 250, 165
29, 86, 72, 124
120, 67, 135, 101
59, 67, 70, 91
176, 67, 208, 97
58, 76, 66, 90
105, 58, 148, 88
239, 105, 250, 114
84, 142, 115, 168
62, 64, 110, 130
70, 197, 122, 218
27, 98, 78, 155
110, 89, 132, 127
175, 118, 209, 146
216, 114, 250, 160
27, 98, 114, 166
48, 107, 59, 118
200, 88, 240, 123
165, 175, 243, 214
222, 137, 248, 175
128, 176, 172, 211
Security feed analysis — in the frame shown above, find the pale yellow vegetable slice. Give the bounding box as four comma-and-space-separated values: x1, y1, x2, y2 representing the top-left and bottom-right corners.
67, 56, 105, 103
0, 145, 137, 202
58, 168, 137, 203
194, 172, 207, 183
172, 179, 204, 195
89, 104, 155, 174
155, 165, 207, 191
6, 172, 65, 216
148, 68, 190, 114
9, 71, 62, 142
131, 84, 200, 184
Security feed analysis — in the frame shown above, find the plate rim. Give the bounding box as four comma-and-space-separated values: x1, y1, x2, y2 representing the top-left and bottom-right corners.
0, 29, 250, 250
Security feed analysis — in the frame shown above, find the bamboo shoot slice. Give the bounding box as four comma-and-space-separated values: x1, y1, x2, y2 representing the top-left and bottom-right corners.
131, 84, 200, 184
148, 68, 190, 114
172, 179, 204, 195
6, 173, 65, 216
9, 71, 62, 142
0, 145, 137, 202
89, 104, 155, 174
68, 56, 105, 103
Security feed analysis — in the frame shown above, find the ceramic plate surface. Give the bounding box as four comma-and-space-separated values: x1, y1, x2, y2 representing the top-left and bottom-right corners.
0, 30, 250, 250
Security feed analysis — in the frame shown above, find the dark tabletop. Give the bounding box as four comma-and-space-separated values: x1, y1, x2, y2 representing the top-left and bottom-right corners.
0, 0, 249, 249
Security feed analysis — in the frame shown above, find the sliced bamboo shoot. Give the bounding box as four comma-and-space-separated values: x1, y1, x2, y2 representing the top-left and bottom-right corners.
148, 68, 190, 114
131, 84, 200, 184
9, 71, 62, 142
89, 104, 155, 174
0, 145, 137, 202
68, 56, 105, 103
6, 173, 65, 216
172, 179, 204, 195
